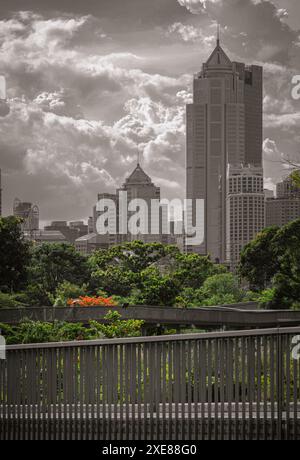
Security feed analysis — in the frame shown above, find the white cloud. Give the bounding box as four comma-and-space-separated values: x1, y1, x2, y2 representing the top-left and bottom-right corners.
264, 112, 300, 129
263, 138, 291, 186
168, 22, 215, 46
177, 0, 222, 14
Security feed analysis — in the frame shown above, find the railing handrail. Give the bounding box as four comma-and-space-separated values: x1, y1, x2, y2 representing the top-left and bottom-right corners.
0, 301, 259, 311
5, 325, 300, 351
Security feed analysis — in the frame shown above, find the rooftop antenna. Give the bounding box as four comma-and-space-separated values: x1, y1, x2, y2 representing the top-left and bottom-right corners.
136, 147, 140, 166
217, 22, 220, 47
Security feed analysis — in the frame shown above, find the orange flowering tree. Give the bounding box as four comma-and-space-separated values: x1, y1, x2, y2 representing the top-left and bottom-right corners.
67, 296, 117, 307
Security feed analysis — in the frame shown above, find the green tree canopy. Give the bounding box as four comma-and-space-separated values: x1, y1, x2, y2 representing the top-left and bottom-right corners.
171, 253, 226, 290
290, 169, 300, 188
28, 242, 90, 305
238, 226, 280, 291
0, 216, 30, 292
89, 240, 178, 273
239, 219, 300, 309
271, 219, 300, 309
201, 273, 244, 306
89, 241, 228, 305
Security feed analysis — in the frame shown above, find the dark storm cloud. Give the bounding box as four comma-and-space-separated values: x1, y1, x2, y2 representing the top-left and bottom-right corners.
178, 0, 300, 65
0, 0, 189, 28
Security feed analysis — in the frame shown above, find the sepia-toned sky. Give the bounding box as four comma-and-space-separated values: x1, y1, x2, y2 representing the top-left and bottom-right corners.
0, 0, 299, 223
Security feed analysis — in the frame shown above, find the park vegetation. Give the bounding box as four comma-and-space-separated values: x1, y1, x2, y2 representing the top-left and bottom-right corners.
0, 310, 144, 344
0, 214, 300, 313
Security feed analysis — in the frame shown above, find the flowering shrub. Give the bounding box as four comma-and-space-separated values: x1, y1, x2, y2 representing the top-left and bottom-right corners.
67, 296, 117, 307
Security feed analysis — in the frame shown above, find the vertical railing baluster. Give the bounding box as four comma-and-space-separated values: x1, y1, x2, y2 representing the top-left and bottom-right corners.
161, 341, 166, 440
277, 333, 283, 440
207, 339, 212, 440
293, 339, 298, 440
234, 337, 239, 440
220, 338, 225, 440
256, 336, 262, 440
168, 341, 172, 440
187, 340, 192, 440
143, 342, 148, 440
194, 339, 199, 440
270, 335, 275, 440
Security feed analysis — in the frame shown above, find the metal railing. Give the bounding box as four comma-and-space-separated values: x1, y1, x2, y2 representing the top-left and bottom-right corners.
0, 327, 300, 440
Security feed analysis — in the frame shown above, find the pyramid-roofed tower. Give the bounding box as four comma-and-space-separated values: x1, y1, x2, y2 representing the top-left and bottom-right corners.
124, 163, 153, 186
205, 41, 232, 69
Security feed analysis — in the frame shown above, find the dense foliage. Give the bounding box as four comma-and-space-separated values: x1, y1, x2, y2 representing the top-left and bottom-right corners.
1, 214, 299, 312
239, 218, 300, 310
0, 311, 144, 344
28, 242, 90, 305
0, 216, 30, 292
239, 226, 280, 291
291, 169, 300, 188
88, 241, 235, 307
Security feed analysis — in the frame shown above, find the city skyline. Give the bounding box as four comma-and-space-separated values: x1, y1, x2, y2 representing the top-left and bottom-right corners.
0, 0, 299, 224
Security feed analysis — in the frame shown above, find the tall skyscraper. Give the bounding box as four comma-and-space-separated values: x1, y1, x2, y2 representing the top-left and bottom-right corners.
186, 35, 263, 262
266, 173, 300, 227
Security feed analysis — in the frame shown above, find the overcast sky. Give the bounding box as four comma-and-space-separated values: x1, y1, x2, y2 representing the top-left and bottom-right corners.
0, 0, 299, 224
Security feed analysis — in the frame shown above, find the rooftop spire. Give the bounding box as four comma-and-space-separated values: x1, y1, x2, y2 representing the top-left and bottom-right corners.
217, 22, 220, 47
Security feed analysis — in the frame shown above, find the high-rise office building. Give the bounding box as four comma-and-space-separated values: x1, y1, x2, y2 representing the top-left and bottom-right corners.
266, 173, 300, 227
226, 164, 265, 268
116, 163, 162, 244
13, 198, 39, 231
186, 35, 263, 262
90, 162, 176, 249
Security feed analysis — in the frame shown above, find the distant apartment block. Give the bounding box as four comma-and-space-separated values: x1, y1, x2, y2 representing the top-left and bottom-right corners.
266, 173, 300, 227
44, 220, 88, 243
24, 229, 68, 244
75, 232, 111, 255
226, 164, 265, 268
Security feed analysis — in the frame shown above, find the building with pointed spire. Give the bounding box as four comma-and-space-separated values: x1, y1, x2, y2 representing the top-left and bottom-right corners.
87, 161, 175, 250
186, 32, 264, 263
116, 162, 164, 244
